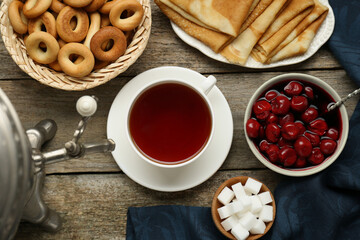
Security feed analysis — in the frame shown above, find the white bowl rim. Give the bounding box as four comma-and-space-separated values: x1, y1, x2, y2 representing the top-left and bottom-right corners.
244, 73, 349, 177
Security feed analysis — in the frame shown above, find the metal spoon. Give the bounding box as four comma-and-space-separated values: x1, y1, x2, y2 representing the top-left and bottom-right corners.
327, 88, 360, 112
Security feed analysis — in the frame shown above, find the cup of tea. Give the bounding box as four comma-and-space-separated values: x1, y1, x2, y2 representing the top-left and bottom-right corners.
126, 69, 216, 168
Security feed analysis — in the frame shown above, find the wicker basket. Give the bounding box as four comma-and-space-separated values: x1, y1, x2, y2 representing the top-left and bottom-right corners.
0, 0, 151, 91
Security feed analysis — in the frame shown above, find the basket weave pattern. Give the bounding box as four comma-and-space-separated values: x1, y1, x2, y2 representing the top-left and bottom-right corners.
0, 0, 151, 91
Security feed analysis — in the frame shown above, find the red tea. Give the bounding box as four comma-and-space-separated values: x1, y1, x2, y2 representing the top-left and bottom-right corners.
129, 82, 212, 164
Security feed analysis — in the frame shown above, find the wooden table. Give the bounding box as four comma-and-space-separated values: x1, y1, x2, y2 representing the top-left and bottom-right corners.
1, 2, 358, 239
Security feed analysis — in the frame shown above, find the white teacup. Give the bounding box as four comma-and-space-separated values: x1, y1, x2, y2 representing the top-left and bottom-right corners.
125, 67, 216, 168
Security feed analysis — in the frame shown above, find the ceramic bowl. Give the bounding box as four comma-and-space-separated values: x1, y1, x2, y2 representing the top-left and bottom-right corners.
244, 73, 349, 176
211, 176, 276, 240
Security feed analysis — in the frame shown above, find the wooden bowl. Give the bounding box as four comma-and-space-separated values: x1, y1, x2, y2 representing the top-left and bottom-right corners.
211, 176, 276, 240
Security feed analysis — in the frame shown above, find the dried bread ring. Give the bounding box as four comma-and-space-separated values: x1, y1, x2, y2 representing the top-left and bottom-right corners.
48, 60, 62, 71
56, 6, 89, 42
8, 0, 28, 34
109, 0, 144, 31
83, 12, 101, 49
23, 0, 52, 19
50, 0, 66, 13
58, 43, 95, 77
90, 26, 127, 62
63, 0, 93, 8
99, 0, 120, 14
100, 14, 111, 27
85, 0, 107, 12
28, 11, 57, 38
25, 31, 59, 64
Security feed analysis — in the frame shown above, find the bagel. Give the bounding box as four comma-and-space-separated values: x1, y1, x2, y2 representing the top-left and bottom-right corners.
109, 0, 144, 31
99, 0, 120, 14
58, 43, 95, 77
56, 6, 89, 42
100, 13, 111, 27
63, 0, 93, 8
50, 0, 66, 13
85, 0, 107, 12
28, 11, 57, 38
8, 0, 28, 34
83, 12, 101, 49
23, 0, 52, 18
90, 26, 127, 62
25, 32, 59, 64
48, 60, 62, 71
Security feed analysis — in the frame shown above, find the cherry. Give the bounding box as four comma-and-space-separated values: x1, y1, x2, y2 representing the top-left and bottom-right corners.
326, 128, 339, 140
279, 113, 295, 126
301, 107, 318, 123
246, 119, 261, 138
320, 139, 337, 155
284, 81, 303, 96
279, 147, 297, 167
266, 113, 278, 124
259, 140, 270, 152
259, 125, 265, 139
265, 123, 281, 143
265, 90, 279, 101
304, 131, 320, 147
281, 122, 299, 140
277, 137, 292, 147
294, 136, 312, 157
266, 144, 280, 163
309, 119, 328, 136
291, 96, 308, 112
304, 86, 314, 100
294, 157, 307, 168
271, 95, 290, 115
294, 121, 306, 135
308, 148, 325, 165
253, 100, 271, 120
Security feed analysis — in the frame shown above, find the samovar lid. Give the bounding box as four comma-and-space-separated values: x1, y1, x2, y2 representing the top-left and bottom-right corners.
0, 88, 32, 240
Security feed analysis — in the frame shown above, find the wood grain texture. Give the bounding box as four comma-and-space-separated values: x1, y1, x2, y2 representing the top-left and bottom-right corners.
15, 170, 284, 239
0, 70, 357, 174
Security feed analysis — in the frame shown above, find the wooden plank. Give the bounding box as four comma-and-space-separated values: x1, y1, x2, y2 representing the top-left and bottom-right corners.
0, 1, 341, 80
0, 69, 358, 174
14, 170, 284, 239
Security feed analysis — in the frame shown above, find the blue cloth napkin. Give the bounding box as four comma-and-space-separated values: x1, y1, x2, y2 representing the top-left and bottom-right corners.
126, 206, 227, 240
127, 1, 360, 239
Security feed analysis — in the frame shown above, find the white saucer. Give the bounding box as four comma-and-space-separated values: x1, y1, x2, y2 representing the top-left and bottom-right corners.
171, 0, 334, 69
107, 66, 233, 192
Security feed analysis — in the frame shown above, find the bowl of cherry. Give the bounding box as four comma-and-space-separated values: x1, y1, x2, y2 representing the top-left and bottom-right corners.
244, 73, 349, 176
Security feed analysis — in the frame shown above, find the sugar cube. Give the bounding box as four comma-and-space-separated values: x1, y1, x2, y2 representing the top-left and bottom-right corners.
259, 205, 273, 222
227, 201, 244, 215
239, 212, 257, 231
250, 219, 266, 235
238, 195, 251, 211
217, 187, 235, 205
231, 182, 247, 199
231, 223, 249, 240
244, 178, 262, 195
221, 215, 239, 231
258, 191, 273, 205
250, 195, 263, 213
217, 205, 232, 219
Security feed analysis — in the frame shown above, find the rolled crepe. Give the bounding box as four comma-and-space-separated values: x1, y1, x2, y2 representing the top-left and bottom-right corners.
267, 10, 328, 63
165, 0, 255, 37
239, 0, 274, 34
258, 0, 315, 44
221, 0, 288, 65
265, 0, 328, 62
154, 0, 233, 52
252, 7, 313, 62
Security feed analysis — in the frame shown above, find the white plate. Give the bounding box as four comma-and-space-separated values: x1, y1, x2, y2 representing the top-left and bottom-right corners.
107, 66, 233, 192
171, 0, 335, 69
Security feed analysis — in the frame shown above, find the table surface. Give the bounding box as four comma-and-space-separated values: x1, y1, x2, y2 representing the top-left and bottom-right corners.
1, 2, 359, 239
